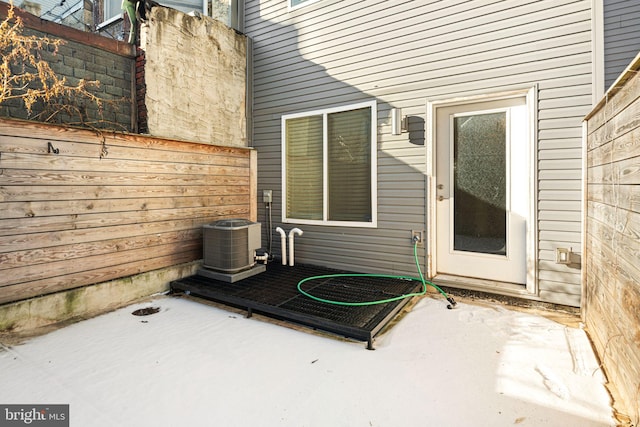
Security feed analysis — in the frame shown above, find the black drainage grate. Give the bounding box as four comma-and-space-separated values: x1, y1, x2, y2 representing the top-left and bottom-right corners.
170, 263, 422, 349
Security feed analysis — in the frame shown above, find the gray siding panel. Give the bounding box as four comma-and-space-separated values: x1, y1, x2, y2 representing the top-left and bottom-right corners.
246, 0, 594, 306
604, 0, 640, 88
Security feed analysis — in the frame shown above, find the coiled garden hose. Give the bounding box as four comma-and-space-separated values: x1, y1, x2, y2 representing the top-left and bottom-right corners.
297, 241, 457, 309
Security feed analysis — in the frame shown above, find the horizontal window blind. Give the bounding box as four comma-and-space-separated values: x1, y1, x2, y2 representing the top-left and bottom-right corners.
328, 107, 372, 222
285, 115, 323, 220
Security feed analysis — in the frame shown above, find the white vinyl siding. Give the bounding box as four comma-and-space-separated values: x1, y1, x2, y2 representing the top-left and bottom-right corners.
246, 0, 594, 306
289, 0, 319, 10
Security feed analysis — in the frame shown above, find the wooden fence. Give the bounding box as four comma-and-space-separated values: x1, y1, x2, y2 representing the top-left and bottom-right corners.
584, 55, 640, 423
0, 118, 256, 305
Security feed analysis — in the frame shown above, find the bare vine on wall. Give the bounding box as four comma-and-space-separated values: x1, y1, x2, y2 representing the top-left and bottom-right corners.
0, 4, 125, 130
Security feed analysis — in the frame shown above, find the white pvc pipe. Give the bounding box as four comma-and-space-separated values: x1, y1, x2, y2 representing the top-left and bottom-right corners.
288, 228, 303, 267
275, 227, 287, 265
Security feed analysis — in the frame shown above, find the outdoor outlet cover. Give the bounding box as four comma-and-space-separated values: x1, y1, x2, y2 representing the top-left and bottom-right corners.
556, 248, 572, 264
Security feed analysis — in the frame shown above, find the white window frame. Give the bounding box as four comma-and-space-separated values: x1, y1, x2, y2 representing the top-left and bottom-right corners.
281, 100, 378, 228
100, 0, 123, 27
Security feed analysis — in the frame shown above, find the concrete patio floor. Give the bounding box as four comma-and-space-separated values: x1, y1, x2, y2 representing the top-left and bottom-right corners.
0, 293, 614, 426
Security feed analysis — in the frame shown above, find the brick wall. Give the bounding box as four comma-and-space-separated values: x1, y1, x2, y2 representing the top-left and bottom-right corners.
0, 2, 135, 131
135, 48, 148, 133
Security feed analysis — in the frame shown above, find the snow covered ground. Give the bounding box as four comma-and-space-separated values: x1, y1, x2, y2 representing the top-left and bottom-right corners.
0, 294, 614, 426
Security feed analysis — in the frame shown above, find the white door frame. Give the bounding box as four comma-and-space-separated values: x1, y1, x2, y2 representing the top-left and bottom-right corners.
426, 87, 538, 295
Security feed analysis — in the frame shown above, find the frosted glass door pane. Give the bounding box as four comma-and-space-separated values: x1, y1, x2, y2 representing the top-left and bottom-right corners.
453, 112, 507, 255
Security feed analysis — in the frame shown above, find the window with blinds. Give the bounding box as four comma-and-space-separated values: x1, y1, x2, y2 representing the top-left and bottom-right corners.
285, 115, 323, 220
282, 101, 377, 227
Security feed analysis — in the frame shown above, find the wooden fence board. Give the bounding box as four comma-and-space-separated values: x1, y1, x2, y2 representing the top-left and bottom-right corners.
0, 204, 249, 237
0, 229, 202, 271
0, 133, 250, 170
585, 59, 640, 420
588, 126, 640, 168
0, 184, 248, 202
0, 118, 255, 304
1, 239, 200, 288
588, 183, 640, 211
1, 195, 250, 220
0, 167, 249, 187
586, 97, 640, 151
0, 151, 249, 175
0, 120, 248, 156
588, 155, 640, 186
0, 207, 250, 253
587, 62, 640, 133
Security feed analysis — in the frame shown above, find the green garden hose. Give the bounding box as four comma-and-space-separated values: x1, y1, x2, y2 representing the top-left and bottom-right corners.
297, 241, 457, 309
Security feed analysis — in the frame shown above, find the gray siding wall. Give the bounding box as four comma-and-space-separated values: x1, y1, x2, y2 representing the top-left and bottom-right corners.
245, 0, 593, 306
604, 0, 640, 89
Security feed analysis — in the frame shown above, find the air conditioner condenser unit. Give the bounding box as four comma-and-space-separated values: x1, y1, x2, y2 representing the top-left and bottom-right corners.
200, 219, 266, 283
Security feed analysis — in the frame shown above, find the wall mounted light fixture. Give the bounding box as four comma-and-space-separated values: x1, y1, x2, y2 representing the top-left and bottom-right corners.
391, 108, 407, 135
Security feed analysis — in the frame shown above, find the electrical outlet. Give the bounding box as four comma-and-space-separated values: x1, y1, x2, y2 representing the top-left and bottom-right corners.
263, 189, 273, 203
556, 247, 572, 264
411, 230, 424, 244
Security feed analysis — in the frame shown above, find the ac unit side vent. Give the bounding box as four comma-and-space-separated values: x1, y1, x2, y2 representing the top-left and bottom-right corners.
203, 219, 261, 273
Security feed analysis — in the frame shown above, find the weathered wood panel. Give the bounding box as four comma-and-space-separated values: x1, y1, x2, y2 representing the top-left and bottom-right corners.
0, 118, 255, 305
585, 54, 640, 423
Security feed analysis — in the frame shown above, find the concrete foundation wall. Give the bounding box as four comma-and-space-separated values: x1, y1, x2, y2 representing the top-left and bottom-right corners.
140, 7, 248, 146
0, 262, 200, 335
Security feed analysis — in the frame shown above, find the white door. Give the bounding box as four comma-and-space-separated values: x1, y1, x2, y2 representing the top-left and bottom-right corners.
435, 97, 530, 284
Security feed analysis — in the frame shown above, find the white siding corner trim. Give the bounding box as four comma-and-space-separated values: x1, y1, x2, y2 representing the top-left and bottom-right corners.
591, 0, 605, 102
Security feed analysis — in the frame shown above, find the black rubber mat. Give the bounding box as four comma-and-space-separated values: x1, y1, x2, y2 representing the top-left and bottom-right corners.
170, 263, 422, 349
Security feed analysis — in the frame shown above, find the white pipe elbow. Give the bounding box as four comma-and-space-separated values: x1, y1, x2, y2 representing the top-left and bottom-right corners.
288, 228, 303, 267
289, 227, 303, 237
275, 227, 287, 265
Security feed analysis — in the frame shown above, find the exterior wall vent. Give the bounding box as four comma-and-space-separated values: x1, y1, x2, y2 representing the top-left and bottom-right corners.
203, 219, 261, 273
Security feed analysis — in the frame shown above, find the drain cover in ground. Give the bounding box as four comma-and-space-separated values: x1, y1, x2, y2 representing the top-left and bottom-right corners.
132, 307, 160, 316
